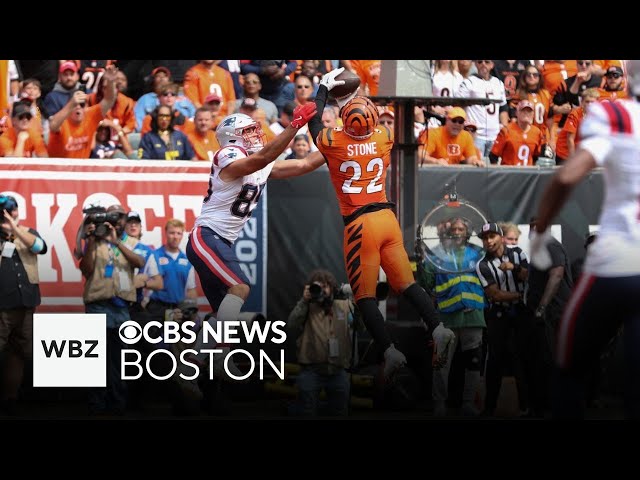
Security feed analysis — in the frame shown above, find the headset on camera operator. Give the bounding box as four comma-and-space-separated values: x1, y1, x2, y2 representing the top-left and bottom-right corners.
287, 269, 357, 416
77, 203, 144, 415
0, 194, 47, 414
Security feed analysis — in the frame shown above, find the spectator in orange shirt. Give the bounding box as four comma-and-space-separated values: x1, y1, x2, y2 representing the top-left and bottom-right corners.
555, 88, 600, 164
88, 72, 136, 136
0, 102, 48, 157
489, 100, 544, 166
186, 108, 220, 161
598, 66, 628, 102
345, 60, 381, 96
47, 65, 117, 159
15, 78, 48, 138
202, 93, 223, 128
183, 60, 236, 114
418, 107, 483, 166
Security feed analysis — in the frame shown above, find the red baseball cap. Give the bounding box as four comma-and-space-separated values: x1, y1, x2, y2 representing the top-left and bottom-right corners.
517, 100, 534, 111
151, 66, 171, 77
59, 61, 78, 74
204, 93, 222, 104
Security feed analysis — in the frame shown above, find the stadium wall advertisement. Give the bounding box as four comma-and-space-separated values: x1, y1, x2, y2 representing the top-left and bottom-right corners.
0, 159, 267, 315
1, 160, 604, 325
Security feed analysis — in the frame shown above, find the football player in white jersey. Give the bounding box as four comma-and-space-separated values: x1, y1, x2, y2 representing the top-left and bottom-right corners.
184, 103, 324, 384
531, 60, 640, 419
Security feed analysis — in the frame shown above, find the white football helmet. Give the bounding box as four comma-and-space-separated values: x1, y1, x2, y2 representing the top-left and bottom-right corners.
216, 113, 265, 153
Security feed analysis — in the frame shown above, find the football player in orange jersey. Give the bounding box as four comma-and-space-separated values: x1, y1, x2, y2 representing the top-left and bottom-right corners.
307, 68, 455, 382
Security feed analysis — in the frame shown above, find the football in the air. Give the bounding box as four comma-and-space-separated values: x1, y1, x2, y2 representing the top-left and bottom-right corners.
329, 70, 361, 99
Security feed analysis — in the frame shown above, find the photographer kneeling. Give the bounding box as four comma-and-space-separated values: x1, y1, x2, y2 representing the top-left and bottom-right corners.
78, 204, 144, 415
287, 269, 356, 416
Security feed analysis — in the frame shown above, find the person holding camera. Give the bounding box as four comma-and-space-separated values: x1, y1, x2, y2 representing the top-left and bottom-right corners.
79, 204, 144, 415
0, 195, 47, 415
287, 269, 356, 416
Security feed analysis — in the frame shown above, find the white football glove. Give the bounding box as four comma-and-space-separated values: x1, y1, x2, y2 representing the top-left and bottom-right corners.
432, 322, 455, 369
319, 67, 346, 92
529, 229, 553, 270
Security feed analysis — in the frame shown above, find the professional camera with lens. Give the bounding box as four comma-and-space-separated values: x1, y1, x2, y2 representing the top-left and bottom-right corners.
309, 282, 326, 304
309, 281, 353, 304
82, 205, 122, 239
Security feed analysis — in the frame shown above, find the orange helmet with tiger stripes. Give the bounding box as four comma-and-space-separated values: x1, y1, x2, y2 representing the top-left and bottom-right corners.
341, 96, 379, 140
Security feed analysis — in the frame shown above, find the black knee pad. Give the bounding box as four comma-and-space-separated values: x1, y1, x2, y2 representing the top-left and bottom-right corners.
463, 346, 482, 371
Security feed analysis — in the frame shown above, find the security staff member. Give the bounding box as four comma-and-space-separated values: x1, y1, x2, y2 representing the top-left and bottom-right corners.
418, 217, 486, 417
147, 219, 197, 321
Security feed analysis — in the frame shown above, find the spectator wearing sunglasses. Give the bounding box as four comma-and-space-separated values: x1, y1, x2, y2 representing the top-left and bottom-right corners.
232, 73, 278, 124
553, 60, 602, 129
139, 83, 188, 135
598, 66, 629, 102
47, 65, 117, 158
0, 101, 48, 157
418, 107, 483, 166
134, 67, 195, 132
456, 60, 508, 158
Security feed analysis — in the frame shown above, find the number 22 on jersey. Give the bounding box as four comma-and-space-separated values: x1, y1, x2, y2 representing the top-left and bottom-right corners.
340, 157, 384, 194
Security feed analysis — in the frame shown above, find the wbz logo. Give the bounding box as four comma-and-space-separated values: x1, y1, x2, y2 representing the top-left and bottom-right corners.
33, 314, 106, 387
41, 339, 99, 358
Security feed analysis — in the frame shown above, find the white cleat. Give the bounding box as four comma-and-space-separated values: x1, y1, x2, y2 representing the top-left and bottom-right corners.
432, 323, 455, 368
383, 343, 407, 381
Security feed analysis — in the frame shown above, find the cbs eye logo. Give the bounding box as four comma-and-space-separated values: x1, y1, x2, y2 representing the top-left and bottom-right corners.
119, 321, 142, 345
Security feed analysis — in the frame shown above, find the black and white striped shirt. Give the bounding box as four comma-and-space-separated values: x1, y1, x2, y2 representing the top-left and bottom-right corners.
476, 246, 528, 307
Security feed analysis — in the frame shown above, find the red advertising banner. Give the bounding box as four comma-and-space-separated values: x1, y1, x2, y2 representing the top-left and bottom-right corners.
1, 158, 216, 312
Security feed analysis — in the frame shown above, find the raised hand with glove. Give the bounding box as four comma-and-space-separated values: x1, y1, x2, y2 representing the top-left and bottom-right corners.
290, 102, 318, 129
319, 67, 346, 92
319, 67, 359, 109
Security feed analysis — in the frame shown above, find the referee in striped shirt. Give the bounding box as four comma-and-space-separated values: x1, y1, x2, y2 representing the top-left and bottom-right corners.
475, 222, 542, 417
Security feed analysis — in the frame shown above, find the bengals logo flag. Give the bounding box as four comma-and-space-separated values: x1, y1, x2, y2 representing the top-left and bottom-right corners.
447, 144, 461, 156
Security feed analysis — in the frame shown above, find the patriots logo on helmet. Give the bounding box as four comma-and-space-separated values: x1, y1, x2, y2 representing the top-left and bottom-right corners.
221, 117, 236, 127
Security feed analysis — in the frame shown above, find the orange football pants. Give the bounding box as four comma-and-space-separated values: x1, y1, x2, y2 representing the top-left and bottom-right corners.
343, 208, 414, 301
